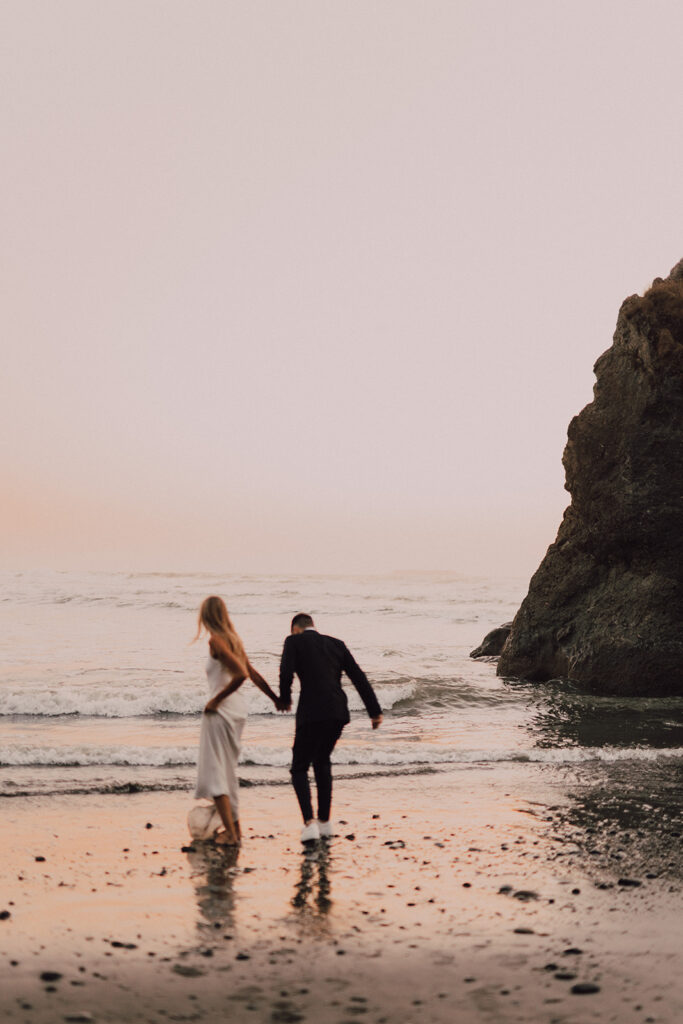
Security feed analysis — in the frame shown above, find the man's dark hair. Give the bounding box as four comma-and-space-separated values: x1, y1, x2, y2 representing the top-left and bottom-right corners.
291, 612, 314, 631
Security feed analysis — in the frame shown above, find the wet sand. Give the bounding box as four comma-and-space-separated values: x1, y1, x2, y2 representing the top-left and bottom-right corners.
1, 765, 681, 1023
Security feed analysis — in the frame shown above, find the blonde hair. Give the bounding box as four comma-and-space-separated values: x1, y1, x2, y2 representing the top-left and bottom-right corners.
194, 595, 247, 663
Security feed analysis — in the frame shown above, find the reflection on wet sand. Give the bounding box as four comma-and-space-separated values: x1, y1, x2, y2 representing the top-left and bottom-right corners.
291, 844, 333, 922
521, 680, 683, 750
538, 759, 683, 882
186, 841, 240, 932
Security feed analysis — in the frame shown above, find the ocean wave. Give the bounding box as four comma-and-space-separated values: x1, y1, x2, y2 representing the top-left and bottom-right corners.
0, 766, 439, 799
2, 743, 682, 770
0, 681, 419, 718
0, 745, 198, 767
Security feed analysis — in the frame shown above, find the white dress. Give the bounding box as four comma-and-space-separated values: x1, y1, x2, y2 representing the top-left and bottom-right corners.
194, 654, 248, 815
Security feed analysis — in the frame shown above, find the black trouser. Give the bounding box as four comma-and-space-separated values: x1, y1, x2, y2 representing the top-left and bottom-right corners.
290, 719, 345, 823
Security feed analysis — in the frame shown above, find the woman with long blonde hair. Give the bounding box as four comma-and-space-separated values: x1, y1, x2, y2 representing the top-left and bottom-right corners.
193, 595, 279, 844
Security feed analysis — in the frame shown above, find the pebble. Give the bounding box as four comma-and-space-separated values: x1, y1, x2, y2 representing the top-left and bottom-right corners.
172, 964, 204, 977
617, 878, 642, 887
35, 856, 46, 862
64, 1014, 95, 1023
345, 834, 356, 841
513, 928, 534, 934
0, 910, 10, 920
513, 890, 539, 901
40, 971, 63, 982
571, 982, 600, 995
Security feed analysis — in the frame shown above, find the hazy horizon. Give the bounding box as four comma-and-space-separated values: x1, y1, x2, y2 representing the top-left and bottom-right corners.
4, 2, 683, 580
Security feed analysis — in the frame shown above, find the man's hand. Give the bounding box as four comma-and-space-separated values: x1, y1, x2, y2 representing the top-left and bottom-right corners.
371, 714, 383, 730
276, 697, 292, 712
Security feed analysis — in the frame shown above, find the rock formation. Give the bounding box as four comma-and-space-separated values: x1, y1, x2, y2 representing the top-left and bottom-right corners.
495, 259, 683, 696
469, 623, 512, 659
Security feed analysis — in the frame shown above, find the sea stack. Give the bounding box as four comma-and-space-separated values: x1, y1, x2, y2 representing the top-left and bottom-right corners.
497, 259, 683, 696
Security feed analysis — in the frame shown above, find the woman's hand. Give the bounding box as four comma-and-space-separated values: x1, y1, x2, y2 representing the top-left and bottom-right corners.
204, 699, 220, 714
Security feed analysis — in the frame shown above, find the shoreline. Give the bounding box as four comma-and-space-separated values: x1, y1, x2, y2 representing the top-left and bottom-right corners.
1, 765, 681, 1023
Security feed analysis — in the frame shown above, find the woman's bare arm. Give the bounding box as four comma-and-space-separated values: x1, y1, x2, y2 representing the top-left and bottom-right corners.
204, 636, 248, 712
246, 657, 280, 706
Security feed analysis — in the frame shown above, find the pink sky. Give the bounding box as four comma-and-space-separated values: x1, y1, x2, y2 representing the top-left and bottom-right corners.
3, 2, 683, 576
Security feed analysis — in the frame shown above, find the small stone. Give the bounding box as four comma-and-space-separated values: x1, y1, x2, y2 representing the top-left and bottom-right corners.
0, 910, 10, 920
571, 982, 600, 995
571, 888, 581, 894
180, 846, 195, 853
145, 823, 153, 829
172, 964, 204, 977
513, 927, 534, 934
235, 952, 250, 960
64, 1014, 95, 1023
513, 890, 539, 901
554, 972, 577, 981
617, 878, 641, 887
544, 963, 558, 971
564, 948, 583, 955
40, 971, 62, 982
498, 885, 513, 894
345, 834, 356, 841
35, 856, 46, 862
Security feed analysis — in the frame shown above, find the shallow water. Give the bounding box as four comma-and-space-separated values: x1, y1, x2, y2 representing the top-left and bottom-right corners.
1, 569, 681, 798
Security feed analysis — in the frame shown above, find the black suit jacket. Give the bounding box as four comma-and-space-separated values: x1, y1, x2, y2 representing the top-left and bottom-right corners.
279, 630, 382, 725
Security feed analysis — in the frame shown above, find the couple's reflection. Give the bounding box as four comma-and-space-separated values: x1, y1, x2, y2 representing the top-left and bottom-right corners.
185, 838, 334, 932
292, 843, 333, 920
186, 842, 240, 932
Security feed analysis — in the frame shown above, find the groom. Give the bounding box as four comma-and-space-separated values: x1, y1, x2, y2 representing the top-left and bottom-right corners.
279, 613, 383, 843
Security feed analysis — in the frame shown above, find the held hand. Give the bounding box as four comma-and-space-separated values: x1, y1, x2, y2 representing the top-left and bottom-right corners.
276, 697, 292, 712
371, 714, 383, 730
204, 700, 219, 714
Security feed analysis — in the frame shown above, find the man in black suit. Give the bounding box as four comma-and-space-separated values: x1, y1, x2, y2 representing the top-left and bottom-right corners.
279, 613, 383, 843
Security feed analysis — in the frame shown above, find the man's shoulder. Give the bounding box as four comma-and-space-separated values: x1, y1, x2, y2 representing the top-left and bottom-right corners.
298, 632, 347, 654
314, 632, 345, 647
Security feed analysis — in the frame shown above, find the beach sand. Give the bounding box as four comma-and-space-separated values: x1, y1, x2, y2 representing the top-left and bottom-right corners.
1, 765, 681, 1024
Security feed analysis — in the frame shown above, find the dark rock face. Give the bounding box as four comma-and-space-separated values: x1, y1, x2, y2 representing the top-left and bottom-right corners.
497, 260, 683, 696
470, 623, 512, 658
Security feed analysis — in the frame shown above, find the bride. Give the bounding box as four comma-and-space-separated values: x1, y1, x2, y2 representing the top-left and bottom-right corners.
193, 595, 279, 844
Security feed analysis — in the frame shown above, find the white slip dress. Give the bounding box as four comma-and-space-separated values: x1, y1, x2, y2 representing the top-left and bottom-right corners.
194, 654, 248, 816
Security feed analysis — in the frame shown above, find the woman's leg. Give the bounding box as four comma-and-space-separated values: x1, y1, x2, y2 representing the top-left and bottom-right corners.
213, 794, 240, 844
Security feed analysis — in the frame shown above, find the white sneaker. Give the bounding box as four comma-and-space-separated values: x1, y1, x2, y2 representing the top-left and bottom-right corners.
318, 820, 332, 838
300, 820, 320, 843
